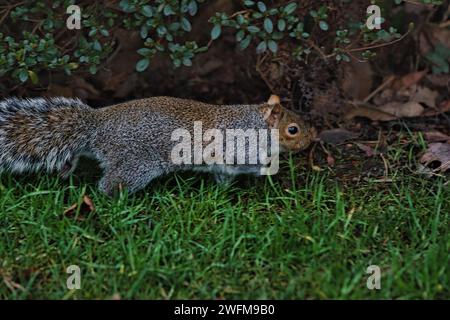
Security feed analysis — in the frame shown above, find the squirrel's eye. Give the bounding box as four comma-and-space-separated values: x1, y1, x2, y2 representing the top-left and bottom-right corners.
287, 125, 299, 135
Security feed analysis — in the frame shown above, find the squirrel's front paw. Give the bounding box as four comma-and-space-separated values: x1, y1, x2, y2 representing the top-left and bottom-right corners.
98, 176, 124, 198
213, 173, 235, 185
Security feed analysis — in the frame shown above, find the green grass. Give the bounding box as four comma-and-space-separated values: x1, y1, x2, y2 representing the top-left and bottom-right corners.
0, 155, 449, 299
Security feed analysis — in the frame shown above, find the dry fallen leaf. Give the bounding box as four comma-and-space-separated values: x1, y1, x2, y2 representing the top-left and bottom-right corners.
398, 85, 438, 108
326, 154, 335, 167
110, 293, 121, 300
346, 101, 424, 121
426, 73, 450, 88
392, 70, 427, 90
421, 142, 450, 172
422, 99, 450, 116
378, 101, 425, 118
64, 195, 95, 220
423, 131, 450, 143
3, 275, 25, 292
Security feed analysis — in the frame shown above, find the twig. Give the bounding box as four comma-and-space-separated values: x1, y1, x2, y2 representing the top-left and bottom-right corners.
306, 40, 327, 60
363, 75, 395, 103
324, 27, 413, 59
229, 10, 248, 18
255, 53, 276, 93
439, 20, 450, 28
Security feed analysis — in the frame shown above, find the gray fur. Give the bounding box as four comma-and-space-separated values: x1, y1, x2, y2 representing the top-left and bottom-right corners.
0, 96, 311, 196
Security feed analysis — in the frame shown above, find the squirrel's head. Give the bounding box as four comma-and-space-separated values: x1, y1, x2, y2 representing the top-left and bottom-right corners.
260, 95, 316, 152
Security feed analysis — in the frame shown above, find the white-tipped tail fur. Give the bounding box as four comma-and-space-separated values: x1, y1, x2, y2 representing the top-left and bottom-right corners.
0, 97, 94, 174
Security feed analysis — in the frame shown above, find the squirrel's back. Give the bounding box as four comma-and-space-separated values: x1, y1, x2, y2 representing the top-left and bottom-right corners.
91, 96, 267, 162
0, 97, 95, 173
96, 96, 265, 130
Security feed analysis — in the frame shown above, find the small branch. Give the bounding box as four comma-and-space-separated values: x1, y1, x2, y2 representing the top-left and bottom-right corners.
306, 40, 327, 60
324, 27, 413, 59
363, 75, 395, 103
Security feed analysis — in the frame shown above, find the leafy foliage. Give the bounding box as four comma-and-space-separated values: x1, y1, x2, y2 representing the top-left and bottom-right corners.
0, 0, 445, 85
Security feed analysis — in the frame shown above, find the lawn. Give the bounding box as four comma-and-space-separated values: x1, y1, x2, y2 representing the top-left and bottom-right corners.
0, 151, 449, 299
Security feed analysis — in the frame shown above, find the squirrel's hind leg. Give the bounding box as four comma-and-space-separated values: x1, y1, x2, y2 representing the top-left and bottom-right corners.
98, 161, 165, 197
59, 155, 81, 179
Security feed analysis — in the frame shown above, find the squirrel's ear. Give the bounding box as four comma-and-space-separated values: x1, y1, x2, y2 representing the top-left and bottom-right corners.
261, 95, 282, 127
268, 94, 281, 105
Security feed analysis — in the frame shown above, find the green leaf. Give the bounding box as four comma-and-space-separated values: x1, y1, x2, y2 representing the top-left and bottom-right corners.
28, 70, 38, 84
211, 25, 221, 40
256, 41, 267, 53
319, 20, 329, 31
67, 62, 79, 70
264, 18, 273, 33
247, 25, 260, 33
239, 34, 252, 50
237, 14, 245, 25
140, 25, 148, 39
181, 17, 192, 32
119, 0, 135, 13
141, 5, 153, 17
93, 40, 102, 51
137, 48, 152, 56
277, 19, 286, 31
236, 29, 245, 42
244, 0, 255, 6
182, 57, 192, 67
136, 58, 150, 72
268, 40, 277, 53
257, 2, 267, 12
342, 54, 350, 62
18, 69, 28, 82
163, 5, 175, 16
284, 2, 298, 15
173, 58, 181, 68
188, 1, 198, 15
157, 25, 167, 36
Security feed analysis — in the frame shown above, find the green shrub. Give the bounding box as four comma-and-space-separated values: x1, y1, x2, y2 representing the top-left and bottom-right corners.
0, 0, 444, 86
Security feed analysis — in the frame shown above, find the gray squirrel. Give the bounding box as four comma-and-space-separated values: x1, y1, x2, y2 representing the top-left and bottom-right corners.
0, 95, 314, 196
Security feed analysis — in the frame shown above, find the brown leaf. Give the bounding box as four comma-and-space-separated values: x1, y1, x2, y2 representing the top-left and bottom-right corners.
326, 154, 335, 166
3, 275, 25, 292
396, 85, 438, 108
346, 101, 424, 121
110, 293, 121, 300
378, 101, 424, 118
392, 70, 427, 90
423, 131, 450, 143
64, 195, 95, 220
422, 100, 450, 116
345, 105, 398, 121
421, 143, 450, 172
426, 74, 450, 88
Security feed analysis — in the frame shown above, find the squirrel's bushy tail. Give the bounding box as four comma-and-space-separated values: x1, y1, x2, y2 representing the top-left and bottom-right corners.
0, 97, 94, 174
